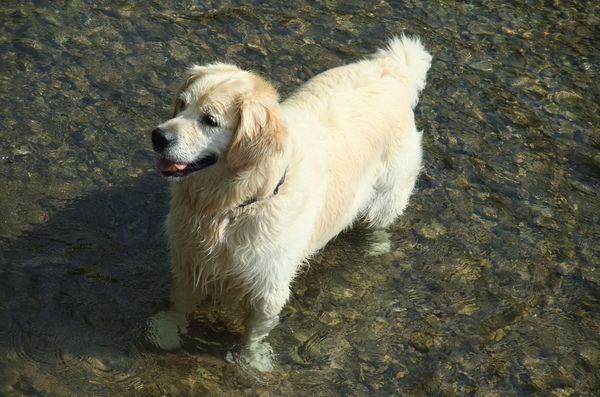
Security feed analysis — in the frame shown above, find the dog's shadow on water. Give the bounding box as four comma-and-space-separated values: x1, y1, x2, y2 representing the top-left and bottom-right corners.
0, 171, 393, 386
0, 173, 240, 379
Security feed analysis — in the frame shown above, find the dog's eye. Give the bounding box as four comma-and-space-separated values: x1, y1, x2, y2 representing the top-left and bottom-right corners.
201, 114, 219, 128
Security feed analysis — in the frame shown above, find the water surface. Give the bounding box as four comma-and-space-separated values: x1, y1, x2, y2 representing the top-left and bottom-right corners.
0, 0, 598, 395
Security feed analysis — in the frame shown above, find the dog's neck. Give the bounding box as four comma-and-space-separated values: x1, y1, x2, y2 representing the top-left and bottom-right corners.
239, 168, 287, 208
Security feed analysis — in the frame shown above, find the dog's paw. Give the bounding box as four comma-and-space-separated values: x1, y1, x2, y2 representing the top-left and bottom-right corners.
147, 310, 188, 350
366, 229, 392, 256
226, 342, 276, 373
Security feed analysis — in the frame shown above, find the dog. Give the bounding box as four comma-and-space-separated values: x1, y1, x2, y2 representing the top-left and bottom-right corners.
149, 35, 432, 370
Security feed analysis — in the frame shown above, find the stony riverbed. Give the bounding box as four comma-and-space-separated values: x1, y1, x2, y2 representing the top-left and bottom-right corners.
1, 0, 598, 395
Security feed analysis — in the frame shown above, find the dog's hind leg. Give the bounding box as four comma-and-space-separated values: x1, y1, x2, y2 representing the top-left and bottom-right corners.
364, 163, 421, 230
363, 125, 423, 230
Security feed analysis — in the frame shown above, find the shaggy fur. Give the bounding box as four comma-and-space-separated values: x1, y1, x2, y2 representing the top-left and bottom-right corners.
149, 35, 432, 367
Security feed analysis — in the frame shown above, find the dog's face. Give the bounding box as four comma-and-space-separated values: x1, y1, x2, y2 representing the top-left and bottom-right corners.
151, 63, 286, 178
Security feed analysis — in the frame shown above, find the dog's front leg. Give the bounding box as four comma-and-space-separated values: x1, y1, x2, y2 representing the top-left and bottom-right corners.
233, 291, 288, 371
148, 276, 198, 350
241, 308, 280, 349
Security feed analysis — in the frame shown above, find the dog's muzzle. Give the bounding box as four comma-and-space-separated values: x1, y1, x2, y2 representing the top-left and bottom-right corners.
151, 127, 217, 177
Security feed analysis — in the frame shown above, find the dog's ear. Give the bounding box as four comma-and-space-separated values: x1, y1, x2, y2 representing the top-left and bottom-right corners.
226, 77, 287, 171
172, 66, 206, 118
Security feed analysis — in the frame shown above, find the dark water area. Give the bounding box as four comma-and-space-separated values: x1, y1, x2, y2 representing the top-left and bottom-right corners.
1, 0, 599, 395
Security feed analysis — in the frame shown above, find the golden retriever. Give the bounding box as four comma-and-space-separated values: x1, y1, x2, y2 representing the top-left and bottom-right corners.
149, 35, 432, 370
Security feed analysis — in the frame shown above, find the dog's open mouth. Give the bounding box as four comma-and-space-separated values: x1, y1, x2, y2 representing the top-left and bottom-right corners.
158, 154, 217, 177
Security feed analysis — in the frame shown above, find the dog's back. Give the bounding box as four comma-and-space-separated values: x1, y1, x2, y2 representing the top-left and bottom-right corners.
282, 36, 432, 249
284, 35, 431, 112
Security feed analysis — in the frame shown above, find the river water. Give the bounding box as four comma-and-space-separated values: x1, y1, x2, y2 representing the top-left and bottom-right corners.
0, 0, 598, 395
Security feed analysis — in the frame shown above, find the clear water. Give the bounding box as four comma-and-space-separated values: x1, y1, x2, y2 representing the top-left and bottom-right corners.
1, 0, 598, 395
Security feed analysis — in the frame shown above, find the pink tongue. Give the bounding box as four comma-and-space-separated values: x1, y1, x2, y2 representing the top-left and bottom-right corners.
158, 157, 188, 172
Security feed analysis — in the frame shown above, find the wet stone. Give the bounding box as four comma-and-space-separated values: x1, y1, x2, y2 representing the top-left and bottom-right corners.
0, 0, 599, 395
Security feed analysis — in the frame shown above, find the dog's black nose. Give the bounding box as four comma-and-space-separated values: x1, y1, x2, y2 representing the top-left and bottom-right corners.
151, 127, 175, 152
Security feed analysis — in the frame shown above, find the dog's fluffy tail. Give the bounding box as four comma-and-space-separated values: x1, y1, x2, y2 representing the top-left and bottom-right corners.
372, 35, 432, 107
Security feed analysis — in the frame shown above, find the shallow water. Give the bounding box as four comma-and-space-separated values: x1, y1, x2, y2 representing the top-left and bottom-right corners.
1, 0, 599, 395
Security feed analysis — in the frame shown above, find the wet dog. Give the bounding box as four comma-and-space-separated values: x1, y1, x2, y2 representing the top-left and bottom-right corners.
149, 35, 431, 370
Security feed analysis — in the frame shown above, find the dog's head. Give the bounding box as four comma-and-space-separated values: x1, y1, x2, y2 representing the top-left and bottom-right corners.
151, 63, 287, 179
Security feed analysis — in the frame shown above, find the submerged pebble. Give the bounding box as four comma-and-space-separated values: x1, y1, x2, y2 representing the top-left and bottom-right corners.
0, 0, 598, 395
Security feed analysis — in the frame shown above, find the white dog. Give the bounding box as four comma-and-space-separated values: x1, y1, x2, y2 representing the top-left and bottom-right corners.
149, 35, 432, 369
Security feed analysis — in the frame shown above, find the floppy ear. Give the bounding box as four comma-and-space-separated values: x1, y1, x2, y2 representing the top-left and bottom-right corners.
226, 77, 287, 171
172, 66, 207, 118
